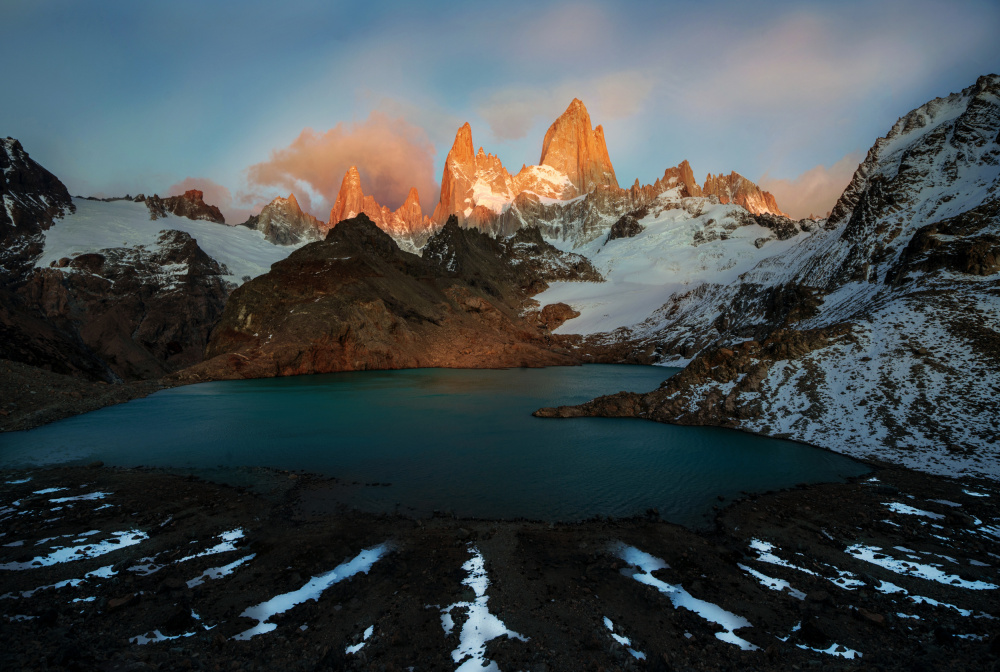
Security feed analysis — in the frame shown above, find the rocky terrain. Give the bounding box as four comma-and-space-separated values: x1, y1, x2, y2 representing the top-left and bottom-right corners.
536, 74, 1000, 480
182, 214, 600, 381
1, 463, 997, 671
1, 138, 75, 280
702, 172, 787, 218
239, 193, 324, 246
142, 190, 226, 224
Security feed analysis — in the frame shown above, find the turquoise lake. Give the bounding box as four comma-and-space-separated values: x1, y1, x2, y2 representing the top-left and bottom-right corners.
0, 365, 869, 526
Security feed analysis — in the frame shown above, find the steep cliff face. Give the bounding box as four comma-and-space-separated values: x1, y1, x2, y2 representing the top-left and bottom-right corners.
245, 193, 324, 245
431, 124, 520, 224
702, 172, 786, 217
188, 214, 593, 381
19, 230, 231, 380
0, 138, 75, 279
537, 98, 619, 197
537, 74, 1000, 479
329, 167, 438, 252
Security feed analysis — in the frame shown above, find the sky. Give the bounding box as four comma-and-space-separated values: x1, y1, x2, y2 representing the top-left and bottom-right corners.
2, 0, 998, 222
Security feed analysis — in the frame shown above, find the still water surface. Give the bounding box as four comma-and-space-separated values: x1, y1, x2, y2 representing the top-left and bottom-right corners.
0, 365, 868, 525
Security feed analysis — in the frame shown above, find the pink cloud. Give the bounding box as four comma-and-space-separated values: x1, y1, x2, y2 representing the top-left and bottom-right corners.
758, 152, 864, 220
246, 111, 439, 217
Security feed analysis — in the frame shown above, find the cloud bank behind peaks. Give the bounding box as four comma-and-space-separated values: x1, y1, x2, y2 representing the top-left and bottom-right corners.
247, 111, 440, 218
758, 151, 864, 220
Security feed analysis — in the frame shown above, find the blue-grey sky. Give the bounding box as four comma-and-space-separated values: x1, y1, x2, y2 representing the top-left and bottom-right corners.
3, 0, 998, 221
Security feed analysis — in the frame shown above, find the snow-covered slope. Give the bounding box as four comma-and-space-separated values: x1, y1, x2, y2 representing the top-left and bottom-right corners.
534, 193, 809, 335
37, 199, 300, 284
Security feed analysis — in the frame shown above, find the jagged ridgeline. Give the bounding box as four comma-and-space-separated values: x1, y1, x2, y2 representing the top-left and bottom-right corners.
2, 76, 998, 482
537, 74, 1000, 480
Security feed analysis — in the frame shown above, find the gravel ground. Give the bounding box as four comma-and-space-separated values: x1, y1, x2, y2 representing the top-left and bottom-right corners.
1, 465, 997, 671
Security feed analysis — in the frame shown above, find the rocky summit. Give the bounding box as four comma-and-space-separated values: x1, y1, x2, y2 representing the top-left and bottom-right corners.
537, 98, 619, 197
241, 193, 325, 245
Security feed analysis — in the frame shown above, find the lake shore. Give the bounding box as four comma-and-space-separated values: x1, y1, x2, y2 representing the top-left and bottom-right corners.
1, 464, 996, 671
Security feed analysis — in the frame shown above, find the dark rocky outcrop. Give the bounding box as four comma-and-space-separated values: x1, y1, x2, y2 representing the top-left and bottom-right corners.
141, 190, 225, 224
185, 214, 590, 381
15, 230, 231, 381
605, 213, 644, 242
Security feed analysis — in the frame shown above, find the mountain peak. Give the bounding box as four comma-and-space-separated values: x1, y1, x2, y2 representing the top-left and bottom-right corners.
403, 187, 420, 209
539, 99, 618, 197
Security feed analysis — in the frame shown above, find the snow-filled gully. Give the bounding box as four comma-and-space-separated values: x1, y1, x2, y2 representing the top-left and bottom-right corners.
614, 543, 758, 651
233, 542, 391, 640
434, 545, 529, 672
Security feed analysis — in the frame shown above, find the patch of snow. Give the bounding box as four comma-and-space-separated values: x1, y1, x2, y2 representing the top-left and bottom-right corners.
615, 543, 757, 650
49, 491, 110, 504
738, 564, 806, 600
847, 545, 997, 590
439, 546, 529, 671
233, 542, 390, 640
345, 625, 374, 655
176, 529, 245, 563
884, 502, 945, 519
0, 531, 147, 570
603, 616, 646, 660
187, 554, 255, 588
131, 629, 196, 645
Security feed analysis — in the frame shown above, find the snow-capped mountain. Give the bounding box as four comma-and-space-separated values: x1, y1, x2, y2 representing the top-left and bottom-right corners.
538, 74, 1000, 479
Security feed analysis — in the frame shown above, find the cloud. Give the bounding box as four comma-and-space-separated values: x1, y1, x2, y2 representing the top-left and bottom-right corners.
167, 177, 257, 225
246, 111, 439, 217
476, 71, 654, 142
758, 151, 864, 220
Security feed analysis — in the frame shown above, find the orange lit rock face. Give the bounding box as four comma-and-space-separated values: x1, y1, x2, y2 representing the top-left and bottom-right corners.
432, 100, 621, 227
537, 98, 619, 197
431, 124, 520, 224
702, 171, 788, 217
329, 167, 438, 248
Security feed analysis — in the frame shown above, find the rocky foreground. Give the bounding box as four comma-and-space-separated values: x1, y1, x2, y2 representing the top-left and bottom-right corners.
1, 465, 998, 671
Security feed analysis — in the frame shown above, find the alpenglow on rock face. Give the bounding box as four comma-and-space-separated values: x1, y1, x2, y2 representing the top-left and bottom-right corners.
537, 98, 619, 197
431, 99, 623, 228
701, 172, 786, 217
329, 167, 438, 252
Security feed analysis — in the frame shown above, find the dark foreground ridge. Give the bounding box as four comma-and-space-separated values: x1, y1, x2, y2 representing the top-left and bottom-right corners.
1, 465, 997, 671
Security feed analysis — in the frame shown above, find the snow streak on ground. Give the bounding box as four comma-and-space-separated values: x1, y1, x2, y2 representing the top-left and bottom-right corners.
0, 530, 147, 570
233, 543, 390, 640
614, 543, 758, 650
438, 546, 528, 672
